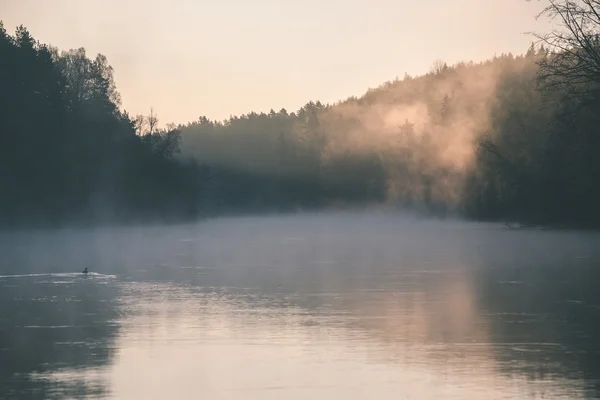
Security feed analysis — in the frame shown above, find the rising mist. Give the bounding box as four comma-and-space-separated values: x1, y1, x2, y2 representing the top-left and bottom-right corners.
178, 51, 542, 215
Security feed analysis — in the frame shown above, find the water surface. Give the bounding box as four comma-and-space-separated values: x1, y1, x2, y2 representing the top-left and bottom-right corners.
1, 212, 600, 399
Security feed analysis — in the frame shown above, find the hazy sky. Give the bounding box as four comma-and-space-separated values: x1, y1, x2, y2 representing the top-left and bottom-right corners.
2, 0, 549, 124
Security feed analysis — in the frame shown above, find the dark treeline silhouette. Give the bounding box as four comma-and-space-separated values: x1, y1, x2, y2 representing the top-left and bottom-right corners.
0, 23, 208, 228
466, 0, 600, 228
3, 0, 600, 228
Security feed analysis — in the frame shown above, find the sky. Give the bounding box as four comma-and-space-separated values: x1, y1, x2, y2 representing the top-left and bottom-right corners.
2, 0, 550, 125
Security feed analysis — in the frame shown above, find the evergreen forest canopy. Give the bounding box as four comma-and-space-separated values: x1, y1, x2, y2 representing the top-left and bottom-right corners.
2, 0, 600, 229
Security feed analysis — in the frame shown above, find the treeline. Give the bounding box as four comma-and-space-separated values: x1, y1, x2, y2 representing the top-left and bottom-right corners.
0, 23, 209, 227
177, 48, 565, 221
179, 103, 389, 213
466, 1, 600, 228
178, 58, 508, 215
3, 0, 600, 228
178, 1, 600, 228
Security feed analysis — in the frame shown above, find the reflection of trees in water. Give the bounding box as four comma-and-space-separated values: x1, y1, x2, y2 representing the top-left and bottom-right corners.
175, 256, 599, 398
0, 276, 120, 400
113, 254, 597, 398
4, 219, 597, 398
474, 260, 600, 398
242, 262, 599, 398
110, 220, 600, 399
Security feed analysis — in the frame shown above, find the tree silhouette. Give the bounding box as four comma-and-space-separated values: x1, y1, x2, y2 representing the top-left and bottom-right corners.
3, 16, 600, 228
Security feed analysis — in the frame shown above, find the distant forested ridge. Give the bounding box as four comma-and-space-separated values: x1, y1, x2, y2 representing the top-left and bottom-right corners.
2, 0, 600, 228
178, 0, 600, 228
178, 45, 600, 227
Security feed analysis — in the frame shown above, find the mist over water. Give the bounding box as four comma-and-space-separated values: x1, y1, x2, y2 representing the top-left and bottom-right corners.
1, 211, 600, 399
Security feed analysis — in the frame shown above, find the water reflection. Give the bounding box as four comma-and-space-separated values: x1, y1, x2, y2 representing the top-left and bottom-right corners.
0, 273, 120, 399
108, 280, 584, 399
475, 239, 600, 398
1, 213, 599, 399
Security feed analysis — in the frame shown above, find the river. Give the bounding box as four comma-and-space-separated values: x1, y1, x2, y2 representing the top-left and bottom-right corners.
1, 211, 599, 399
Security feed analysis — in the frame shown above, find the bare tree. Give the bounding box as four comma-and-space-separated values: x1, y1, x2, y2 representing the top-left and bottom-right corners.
134, 114, 147, 136
528, 0, 600, 103
429, 59, 448, 75
147, 107, 158, 136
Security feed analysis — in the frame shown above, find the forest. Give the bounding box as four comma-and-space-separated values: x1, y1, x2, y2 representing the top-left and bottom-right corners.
0, 24, 210, 227
1, 0, 600, 228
